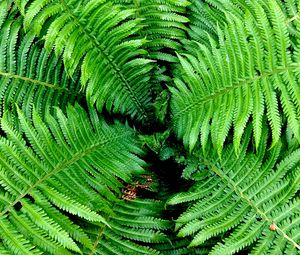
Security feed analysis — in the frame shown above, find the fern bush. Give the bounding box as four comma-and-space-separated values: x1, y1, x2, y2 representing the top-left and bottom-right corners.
0, 0, 299, 254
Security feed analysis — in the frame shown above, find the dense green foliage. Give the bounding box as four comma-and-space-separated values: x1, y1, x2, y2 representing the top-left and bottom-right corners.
0, 0, 299, 254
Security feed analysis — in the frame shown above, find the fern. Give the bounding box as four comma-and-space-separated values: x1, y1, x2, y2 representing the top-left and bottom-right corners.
0, 6, 81, 120
0, 104, 168, 254
153, 237, 214, 254
113, 0, 190, 63
185, 0, 231, 45
0, 0, 300, 254
167, 128, 300, 254
15, 0, 160, 121
81, 199, 170, 255
171, 0, 300, 154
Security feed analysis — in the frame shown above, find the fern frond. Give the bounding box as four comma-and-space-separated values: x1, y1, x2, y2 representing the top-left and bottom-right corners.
153, 237, 214, 254
185, 0, 238, 46
19, 0, 157, 121
0, 1, 11, 28
81, 199, 170, 255
167, 129, 300, 254
113, 0, 190, 62
0, 8, 81, 120
3, 0, 300, 254
171, 0, 300, 154
0, 104, 152, 254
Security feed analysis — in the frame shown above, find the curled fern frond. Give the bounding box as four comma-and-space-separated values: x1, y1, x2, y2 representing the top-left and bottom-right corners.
167, 129, 300, 254
171, 0, 300, 154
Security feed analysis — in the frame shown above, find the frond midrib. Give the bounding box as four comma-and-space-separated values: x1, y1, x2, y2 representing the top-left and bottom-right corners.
0, 70, 69, 92
0, 131, 131, 218
285, 14, 299, 25
89, 213, 113, 255
60, 0, 149, 119
173, 62, 300, 118
202, 158, 300, 249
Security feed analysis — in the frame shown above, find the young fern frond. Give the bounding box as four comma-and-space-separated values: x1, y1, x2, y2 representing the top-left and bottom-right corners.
171, 0, 300, 154
0, 104, 166, 254
167, 128, 300, 254
0, 8, 81, 120
18, 0, 155, 121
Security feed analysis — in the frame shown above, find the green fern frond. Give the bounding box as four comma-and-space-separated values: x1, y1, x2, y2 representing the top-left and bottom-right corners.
113, 0, 190, 62
0, 1, 11, 28
153, 237, 214, 254
136, 0, 190, 62
171, 0, 300, 154
18, 0, 157, 121
185, 0, 233, 46
167, 129, 300, 254
81, 199, 170, 255
1, 0, 300, 254
0, 8, 81, 120
0, 104, 152, 254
